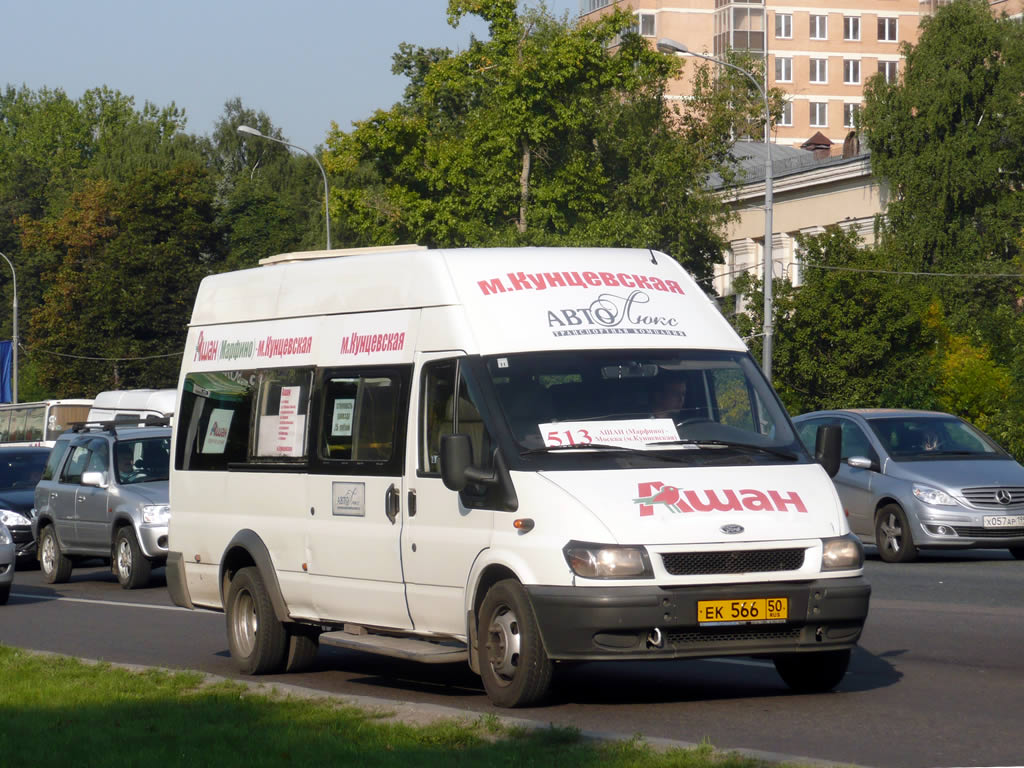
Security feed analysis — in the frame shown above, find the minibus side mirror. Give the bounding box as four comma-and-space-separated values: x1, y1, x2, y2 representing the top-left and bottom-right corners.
441, 433, 474, 491
815, 424, 842, 478
441, 434, 500, 491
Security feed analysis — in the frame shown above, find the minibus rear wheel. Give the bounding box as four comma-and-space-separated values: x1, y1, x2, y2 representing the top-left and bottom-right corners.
226, 566, 288, 675
478, 579, 552, 707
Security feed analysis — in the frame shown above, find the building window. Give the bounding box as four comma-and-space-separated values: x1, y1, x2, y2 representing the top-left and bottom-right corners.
638, 12, 655, 37
844, 59, 861, 84
810, 58, 828, 84
715, 5, 765, 56
878, 17, 898, 42
844, 16, 860, 41
780, 101, 793, 126
878, 60, 898, 83
844, 103, 859, 128
775, 13, 792, 39
775, 56, 792, 82
810, 102, 827, 127
810, 14, 828, 40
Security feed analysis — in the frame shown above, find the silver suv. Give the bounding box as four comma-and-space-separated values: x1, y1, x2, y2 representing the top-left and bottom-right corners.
32, 422, 171, 588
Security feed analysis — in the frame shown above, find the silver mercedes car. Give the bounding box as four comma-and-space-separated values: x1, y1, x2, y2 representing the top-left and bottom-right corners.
792, 409, 1024, 563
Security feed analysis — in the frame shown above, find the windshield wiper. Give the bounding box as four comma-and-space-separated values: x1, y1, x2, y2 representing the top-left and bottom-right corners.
644, 438, 800, 461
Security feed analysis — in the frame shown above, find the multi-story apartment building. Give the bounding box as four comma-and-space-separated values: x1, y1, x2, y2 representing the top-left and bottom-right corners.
582, 0, 1023, 149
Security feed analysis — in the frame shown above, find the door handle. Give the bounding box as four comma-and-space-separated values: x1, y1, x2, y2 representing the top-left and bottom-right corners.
385, 484, 399, 525
407, 489, 417, 517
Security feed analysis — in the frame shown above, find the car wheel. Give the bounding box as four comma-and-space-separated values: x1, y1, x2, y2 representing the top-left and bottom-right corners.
226, 566, 287, 675
773, 649, 851, 693
478, 579, 552, 708
39, 526, 72, 584
875, 504, 917, 563
0, 584, 9, 605
1008, 546, 1024, 561
114, 527, 151, 589
283, 625, 320, 673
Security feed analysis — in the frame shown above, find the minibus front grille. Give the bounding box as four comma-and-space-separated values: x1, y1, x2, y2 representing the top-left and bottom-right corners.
660, 548, 805, 576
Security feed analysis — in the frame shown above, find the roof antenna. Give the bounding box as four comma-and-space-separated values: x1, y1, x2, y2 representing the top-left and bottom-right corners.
649, 249, 658, 265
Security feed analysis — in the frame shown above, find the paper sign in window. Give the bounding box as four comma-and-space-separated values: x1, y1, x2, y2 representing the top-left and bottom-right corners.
332, 398, 354, 437
202, 408, 235, 454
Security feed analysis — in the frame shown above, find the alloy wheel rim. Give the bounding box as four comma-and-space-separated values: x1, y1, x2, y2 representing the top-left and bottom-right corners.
117, 538, 132, 579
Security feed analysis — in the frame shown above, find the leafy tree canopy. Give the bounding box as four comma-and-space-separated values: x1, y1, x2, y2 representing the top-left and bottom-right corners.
324, 0, 765, 281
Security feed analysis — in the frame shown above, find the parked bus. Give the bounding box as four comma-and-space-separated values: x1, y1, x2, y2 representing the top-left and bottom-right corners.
0, 399, 94, 447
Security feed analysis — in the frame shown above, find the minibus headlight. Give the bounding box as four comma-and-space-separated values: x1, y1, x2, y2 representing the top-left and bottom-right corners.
821, 533, 864, 571
142, 505, 171, 525
0, 509, 31, 527
563, 541, 653, 579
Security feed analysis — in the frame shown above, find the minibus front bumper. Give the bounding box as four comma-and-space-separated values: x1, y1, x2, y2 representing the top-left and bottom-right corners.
526, 577, 870, 661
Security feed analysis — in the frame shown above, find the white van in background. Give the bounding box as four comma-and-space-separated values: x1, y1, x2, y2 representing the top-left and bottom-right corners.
166, 245, 869, 707
87, 389, 176, 426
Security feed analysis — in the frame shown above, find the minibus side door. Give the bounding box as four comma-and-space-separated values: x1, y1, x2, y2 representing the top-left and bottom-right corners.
306, 365, 413, 629
402, 354, 495, 635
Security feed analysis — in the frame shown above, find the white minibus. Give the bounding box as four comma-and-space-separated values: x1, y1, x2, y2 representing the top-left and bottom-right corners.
167, 246, 869, 707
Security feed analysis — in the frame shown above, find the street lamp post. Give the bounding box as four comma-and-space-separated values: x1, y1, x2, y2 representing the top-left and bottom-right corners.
0, 251, 17, 403
236, 125, 333, 251
656, 38, 775, 382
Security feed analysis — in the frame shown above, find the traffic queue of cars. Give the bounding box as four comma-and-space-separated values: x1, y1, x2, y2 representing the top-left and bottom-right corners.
0, 395, 173, 595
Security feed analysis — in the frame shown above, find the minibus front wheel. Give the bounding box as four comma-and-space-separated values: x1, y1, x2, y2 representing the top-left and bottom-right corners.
226, 566, 288, 675
478, 579, 552, 707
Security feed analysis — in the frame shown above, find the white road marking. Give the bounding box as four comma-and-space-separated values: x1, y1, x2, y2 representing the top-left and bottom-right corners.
12, 592, 197, 613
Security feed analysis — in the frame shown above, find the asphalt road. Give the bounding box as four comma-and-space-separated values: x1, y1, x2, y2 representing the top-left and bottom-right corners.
2, 549, 1022, 768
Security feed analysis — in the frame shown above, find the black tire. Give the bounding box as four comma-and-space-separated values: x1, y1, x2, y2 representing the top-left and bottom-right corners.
875, 504, 917, 563
774, 648, 851, 693
283, 625, 320, 673
39, 526, 72, 584
0, 583, 9, 605
477, 579, 553, 708
1008, 546, 1024, 560
114, 527, 151, 589
225, 566, 287, 675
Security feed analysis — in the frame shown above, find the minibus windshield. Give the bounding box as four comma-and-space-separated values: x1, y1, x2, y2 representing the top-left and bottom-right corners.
484, 349, 804, 462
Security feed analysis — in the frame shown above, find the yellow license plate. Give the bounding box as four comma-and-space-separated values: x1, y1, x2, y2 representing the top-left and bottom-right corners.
697, 597, 788, 625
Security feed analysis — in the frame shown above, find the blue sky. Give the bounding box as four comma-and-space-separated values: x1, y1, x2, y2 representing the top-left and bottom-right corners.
1, 0, 578, 152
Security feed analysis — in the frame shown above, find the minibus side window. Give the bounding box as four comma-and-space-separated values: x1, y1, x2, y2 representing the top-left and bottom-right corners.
254, 368, 312, 459
420, 360, 492, 476
315, 366, 409, 475
176, 372, 256, 471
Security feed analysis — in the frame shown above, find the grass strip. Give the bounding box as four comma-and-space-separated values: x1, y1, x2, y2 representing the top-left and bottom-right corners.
0, 645, 807, 768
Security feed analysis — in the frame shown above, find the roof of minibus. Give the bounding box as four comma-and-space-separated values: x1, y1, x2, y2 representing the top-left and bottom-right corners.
190, 246, 745, 353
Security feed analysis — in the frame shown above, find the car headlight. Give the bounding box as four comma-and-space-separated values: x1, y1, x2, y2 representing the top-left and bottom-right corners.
563, 541, 653, 579
912, 484, 958, 506
141, 505, 171, 525
0, 524, 11, 546
821, 533, 864, 571
0, 509, 31, 527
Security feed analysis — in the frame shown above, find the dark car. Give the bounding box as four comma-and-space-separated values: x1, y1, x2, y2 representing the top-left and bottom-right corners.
0, 445, 51, 564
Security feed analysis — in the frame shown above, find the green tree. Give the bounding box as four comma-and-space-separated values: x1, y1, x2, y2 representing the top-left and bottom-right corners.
212, 98, 329, 269
324, 0, 760, 280
733, 227, 940, 415
861, 0, 1024, 339
21, 164, 217, 396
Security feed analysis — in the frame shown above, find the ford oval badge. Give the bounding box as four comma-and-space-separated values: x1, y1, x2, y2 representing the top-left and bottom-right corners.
720, 524, 744, 535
